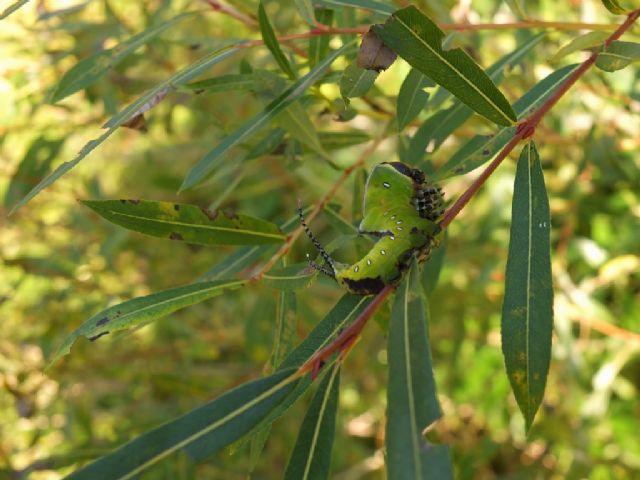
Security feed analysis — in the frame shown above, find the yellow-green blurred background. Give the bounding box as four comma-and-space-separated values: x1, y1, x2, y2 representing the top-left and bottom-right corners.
1, 0, 639, 478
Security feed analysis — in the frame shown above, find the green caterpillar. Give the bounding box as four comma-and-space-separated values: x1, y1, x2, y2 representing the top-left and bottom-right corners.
299, 162, 444, 295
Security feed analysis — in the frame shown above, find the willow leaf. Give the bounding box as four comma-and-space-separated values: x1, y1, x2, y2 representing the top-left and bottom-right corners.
501, 141, 553, 432
387, 261, 451, 479
66, 368, 299, 479
434, 63, 579, 180
259, 2, 296, 79
595, 41, 640, 72
82, 199, 285, 245
50, 13, 192, 103
284, 365, 341, 480
373, 6, 516, 126
51, 279, 244, 365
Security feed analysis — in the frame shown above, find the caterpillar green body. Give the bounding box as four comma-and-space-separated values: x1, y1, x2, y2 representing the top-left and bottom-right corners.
300, 162, 444, 295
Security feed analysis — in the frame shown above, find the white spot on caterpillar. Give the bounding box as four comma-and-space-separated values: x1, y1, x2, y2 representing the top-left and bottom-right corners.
396, 220, 402, 225
367, 259, 372, 266
390, 215, 396, 220
383, 182, 391, 188
397, 226, 403, 231
354, 266, 359, 272
381, 250, 386, 255
390, 235, 395, 240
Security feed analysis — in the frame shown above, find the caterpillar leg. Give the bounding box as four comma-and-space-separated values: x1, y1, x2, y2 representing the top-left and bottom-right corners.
298, 205, 337, 279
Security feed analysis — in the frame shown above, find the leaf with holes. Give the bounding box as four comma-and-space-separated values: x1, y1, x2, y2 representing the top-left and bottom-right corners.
501, 141, 553, 432
82, 199, 285, 246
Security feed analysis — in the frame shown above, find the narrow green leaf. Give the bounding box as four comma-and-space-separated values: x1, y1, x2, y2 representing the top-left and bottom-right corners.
295, 0, 316, 25
82, 199, 285, 245
407, 33, 545, 162
600, 0, 632, 14
340, 62, 379, 101
284, 365, 341, 480
4, 136, 64, 209
179, 74, 254, 93
421, 230, 447, 294
387, 261, 451, 479
66, 368, 299, 479
501, 141, 553, 432
50, 13, 192, 103
434, 64, 579, 180
318, 130, 370, 150
309, 8, 334, 67
1, 0, 29, 20
373, 6, 517, 126
259, 2, 296, 79
232, 294, 370, 453
595, 41, 640, 72
317, 0, 394, 15
263, 263, 316, 290
51, 279, 244, 365
199, 246, 271, 280
270, 291, 298, 370
551, 31, 610, 61
9, 47, 240, 215
181, 44, 353, 191
397, 68, 433, 130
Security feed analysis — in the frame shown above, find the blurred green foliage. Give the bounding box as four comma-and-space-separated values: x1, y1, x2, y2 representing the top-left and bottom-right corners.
1, 0, 639, 478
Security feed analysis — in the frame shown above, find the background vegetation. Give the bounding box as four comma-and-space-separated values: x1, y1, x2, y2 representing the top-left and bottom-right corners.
1, 0, 639, 478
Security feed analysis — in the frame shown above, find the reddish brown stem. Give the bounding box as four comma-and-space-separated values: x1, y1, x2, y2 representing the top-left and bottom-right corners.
300, 9, 640, 380
298, 285, 394, 377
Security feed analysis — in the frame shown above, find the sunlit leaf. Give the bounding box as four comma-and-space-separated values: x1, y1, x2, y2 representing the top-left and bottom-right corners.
66, 368, 300, 479
258, 2, 296, 79
501, 141, 553, 432
595, 41, 640, 72
387, 261, 452, 479
51, 279, 245, 365
1, 0, 29, 20
181, 43, 353, 191
50, 13, 192, 103
373, 6, 517, 126
284, 364, 341, 480
82, 199, 285, 245
551, 31, 610, 61
600, 0, 633, 14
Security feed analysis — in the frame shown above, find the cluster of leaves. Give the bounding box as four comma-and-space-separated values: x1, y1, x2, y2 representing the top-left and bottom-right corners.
2, 0, 639, 478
